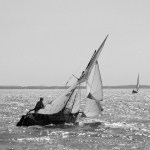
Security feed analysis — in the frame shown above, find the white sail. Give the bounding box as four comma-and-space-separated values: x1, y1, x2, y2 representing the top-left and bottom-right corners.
65, 89, 78, 110
38, 35, 108, 115
71, 88, 81, 113
90, 61, 103, 101
84, 61, 103, 117
39, 81, 78, 114
136, 74, 140, 91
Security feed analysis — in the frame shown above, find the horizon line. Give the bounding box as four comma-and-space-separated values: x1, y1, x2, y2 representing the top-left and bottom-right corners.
0, 85, 150, 89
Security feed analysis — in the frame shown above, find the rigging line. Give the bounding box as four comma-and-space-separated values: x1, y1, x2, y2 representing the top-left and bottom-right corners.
86, 50, 97, 69
70, 91, 78, 111
70, 84, 81, 112
65, 74, 79, 86
71, 84, 81, 111
72, 74, 79, 80
65, 75, 73, 86
79, 83, 82, 103
63, 88, 76, 110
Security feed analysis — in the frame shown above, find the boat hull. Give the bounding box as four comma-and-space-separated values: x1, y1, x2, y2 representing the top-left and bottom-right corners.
132, 90, 138, 94
16, 111, 78, 127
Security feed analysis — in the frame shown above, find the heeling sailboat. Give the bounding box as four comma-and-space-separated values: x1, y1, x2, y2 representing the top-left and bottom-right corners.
132, 74, 140, 94
16, 35, 108, 127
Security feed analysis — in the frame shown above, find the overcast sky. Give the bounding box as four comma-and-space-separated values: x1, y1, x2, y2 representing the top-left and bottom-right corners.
0, 0, 150, 86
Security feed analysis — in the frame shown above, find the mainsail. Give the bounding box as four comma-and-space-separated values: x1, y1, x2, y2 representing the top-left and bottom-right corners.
38, 35, 108, 115
83, 61, 103, 117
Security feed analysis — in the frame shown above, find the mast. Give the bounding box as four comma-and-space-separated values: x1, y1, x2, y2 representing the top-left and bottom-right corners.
79, 35, 108, 83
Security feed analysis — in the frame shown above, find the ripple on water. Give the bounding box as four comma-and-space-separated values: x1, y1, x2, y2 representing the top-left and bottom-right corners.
0, 89, 150, 149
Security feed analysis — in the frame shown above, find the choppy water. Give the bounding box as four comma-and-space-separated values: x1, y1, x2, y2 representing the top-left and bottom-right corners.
1, 89, 150, 150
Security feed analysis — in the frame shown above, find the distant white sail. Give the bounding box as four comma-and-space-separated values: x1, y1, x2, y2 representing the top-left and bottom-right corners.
84, 61, 103, 117
136, 74, 140, 91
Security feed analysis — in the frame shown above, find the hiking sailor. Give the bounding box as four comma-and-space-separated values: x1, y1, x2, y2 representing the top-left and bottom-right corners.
29, 97, 45, 113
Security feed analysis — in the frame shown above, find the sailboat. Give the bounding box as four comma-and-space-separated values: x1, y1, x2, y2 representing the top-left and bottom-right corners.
132, 74, 140, 93
16, 35, 108, 127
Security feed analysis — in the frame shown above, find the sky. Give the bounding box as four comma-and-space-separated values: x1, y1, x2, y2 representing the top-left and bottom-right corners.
0, 0, 150, 86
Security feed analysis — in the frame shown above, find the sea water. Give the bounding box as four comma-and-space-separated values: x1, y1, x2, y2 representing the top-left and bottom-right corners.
0, 89, 150, 150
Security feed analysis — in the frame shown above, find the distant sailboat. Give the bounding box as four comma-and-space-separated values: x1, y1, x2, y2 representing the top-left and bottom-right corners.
16, 35, 108, 127
132, 74, 140, 93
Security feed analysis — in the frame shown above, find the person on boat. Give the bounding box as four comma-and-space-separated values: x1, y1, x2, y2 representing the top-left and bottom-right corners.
28, 97, 45, 113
